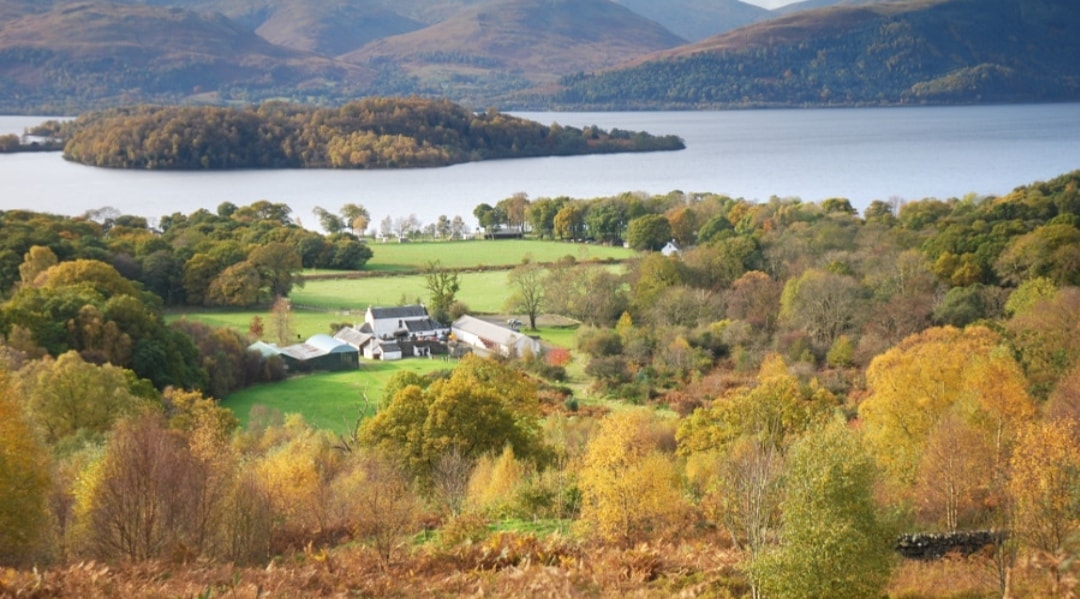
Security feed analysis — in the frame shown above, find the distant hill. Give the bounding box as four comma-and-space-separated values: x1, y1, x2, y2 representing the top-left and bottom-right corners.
0, 1, 373, 112
341, 0, 686, 102
612, 0, 772, 41
773, 0, 891, 15
131, 0, 427, 56
556, 0, 1080, 108
214, 0, 425, 56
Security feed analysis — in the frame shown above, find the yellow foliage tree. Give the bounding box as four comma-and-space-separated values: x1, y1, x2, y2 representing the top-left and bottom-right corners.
0, 371, 52, 565
467, 445, 526, 516
16, 350, 151, 445
677, 354, 835, 456
1008, 420, 1080, 556
359, 355, 543, 484
577, 409, 686, 546
859, 326, 1035, 486
253, 415, 340, 535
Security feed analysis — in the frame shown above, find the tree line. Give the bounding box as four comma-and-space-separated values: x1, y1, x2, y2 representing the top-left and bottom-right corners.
58, 97, 684, 170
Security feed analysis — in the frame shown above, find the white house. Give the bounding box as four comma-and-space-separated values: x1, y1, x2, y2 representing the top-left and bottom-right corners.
451, 315, 541, 358
365, 304, 449, 340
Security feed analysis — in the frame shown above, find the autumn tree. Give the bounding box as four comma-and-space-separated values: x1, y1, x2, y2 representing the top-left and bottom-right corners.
333, 451, 420, 569
17, 351, 153, 445
207, 261, 263, 306
577, 409, 686, 546
248, 242, 303, 299
340, 203, 370, 235
725, 270, 783, 335
677, 354, 836, 456
859, 326, 1035, 486
358, 355, 543, 485
626, 214, 673, 251
74, 414, 206, 561
1008, 419, 1080, 557
505, 261, 545, 330
779, 268, 865, 349
750, 420, 895, 599
423, 260, 460, 324
18, 245, 58, 286
312, 206, 345, 234
0, 371, 52, 565
1006, 287, 1080, 398
268, 296, 295, 345
913, 414, 997, 531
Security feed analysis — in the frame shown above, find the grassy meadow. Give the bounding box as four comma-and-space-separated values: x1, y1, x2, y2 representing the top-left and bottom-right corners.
222, 358, 456, 434
329, 238, 634, 273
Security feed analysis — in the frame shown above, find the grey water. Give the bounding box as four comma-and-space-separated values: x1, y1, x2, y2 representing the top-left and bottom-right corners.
2, 103, 1078, 230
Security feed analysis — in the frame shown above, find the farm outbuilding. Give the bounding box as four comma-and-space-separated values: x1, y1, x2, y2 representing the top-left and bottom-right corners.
278, 334, 359, 372
451, 315, 541, 358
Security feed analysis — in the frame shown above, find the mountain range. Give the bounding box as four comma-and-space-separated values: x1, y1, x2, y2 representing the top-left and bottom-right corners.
0, 0, 1076, 112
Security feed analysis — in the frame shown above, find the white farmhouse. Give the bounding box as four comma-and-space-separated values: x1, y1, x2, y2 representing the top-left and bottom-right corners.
365, 304, 448, 339
451, 315, 541, 358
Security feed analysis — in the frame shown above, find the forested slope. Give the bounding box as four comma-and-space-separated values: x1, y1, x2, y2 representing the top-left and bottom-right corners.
556, 0, 1080, 108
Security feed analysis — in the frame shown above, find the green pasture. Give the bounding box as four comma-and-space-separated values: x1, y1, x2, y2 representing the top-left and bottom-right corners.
292, 270, 512, 313
222, 358, 454, 434
167, 309, 342, 340
334, 239, 635, 273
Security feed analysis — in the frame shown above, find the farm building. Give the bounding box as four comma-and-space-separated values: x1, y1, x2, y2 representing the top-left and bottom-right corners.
451, 315, 541, 358
271, 334, 360, 372
365, 337, 403, 361
365, 304, 449, 339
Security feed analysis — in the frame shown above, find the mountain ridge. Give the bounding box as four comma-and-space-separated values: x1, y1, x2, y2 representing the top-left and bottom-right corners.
0, 0, 1076, 112
555, 0, 1080, 108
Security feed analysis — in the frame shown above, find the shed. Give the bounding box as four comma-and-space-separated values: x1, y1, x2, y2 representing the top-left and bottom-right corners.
451, 315, 541, 358
279, 334, 359, 372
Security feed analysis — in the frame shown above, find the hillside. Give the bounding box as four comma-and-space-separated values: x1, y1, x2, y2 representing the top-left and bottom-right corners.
612, 0, 772, 42
0, 1, 374, 112
137, 0, 426, 56
555, 0, 1080, 108
214, 0, 425, 56
341, 0, 686, 103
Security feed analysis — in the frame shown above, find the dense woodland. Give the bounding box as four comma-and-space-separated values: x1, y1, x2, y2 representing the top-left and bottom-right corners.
557, 0, 1080, 109
2, 169, 1080, 596
58, 98, 684, 169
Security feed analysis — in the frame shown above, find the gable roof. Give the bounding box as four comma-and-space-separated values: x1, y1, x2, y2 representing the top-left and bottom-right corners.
280, 334, 357, 361
248, 340, 282, 357
369, 305, 428, 320
452, 315, 534, 348
404, 317, 447, 333
334, 326, 373, 348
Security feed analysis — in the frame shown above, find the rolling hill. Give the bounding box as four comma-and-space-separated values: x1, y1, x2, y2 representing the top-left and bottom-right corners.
340, 0, 687, 101
1, 0, 1077, 112
131, 0, 427, 56
612, 0, 772, 42
0, 1, 374, 111
341, 0, 686, 87
555, 0, 1080, 108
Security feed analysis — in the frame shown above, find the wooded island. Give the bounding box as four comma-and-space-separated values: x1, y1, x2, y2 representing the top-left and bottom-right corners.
58, 97, 684, 170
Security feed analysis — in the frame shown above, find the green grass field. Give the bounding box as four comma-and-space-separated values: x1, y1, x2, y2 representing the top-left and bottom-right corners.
324, 239, 634, 273
222, 359, 455, 434
292, 270, 513, 313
